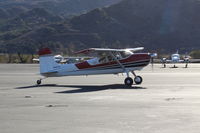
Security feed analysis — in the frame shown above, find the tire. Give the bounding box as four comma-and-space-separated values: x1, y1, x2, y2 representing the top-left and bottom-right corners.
134, 76, 143, 84
124, 77, 133, 86
37, 80, 41, 85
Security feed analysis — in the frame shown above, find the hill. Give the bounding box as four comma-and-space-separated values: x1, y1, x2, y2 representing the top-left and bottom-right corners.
0, 0, 121, 18
70, 0, 200, 52
0, 8, 63, 53
1, 0, 200, 54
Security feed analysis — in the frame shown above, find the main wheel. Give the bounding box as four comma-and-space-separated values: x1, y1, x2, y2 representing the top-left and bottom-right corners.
37, 80, 41, 85
124, 77, 133, 86
134, 76, 143, 84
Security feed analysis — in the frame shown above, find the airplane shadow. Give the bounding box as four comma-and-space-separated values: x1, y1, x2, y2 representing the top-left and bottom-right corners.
169, 66, 188, 69
15, 84, 146, 94
169, 66, 178, 68
159, 66, 187, 69
15, 84, 58, 89
55, 84, 146, 94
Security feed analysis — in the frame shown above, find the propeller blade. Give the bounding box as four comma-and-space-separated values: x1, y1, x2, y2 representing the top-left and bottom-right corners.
149, 53, 157, 70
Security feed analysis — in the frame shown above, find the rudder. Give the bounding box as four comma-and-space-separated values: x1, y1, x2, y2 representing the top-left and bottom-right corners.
38, 48, 59, 74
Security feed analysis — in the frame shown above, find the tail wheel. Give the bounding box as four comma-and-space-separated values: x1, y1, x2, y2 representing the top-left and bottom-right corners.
134, 76, 143, 84
124, 77, 133, 86
37, 79, 41, 85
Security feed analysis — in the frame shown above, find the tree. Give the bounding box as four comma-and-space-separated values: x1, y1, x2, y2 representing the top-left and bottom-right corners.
190, 50, 200, 58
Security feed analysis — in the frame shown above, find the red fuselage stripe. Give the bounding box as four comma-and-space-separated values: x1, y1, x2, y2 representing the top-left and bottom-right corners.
75, 54, 150, 69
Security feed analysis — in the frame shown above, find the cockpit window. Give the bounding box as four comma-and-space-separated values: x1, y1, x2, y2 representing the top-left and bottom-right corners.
99, 55, 114, 64
98, 52, 124, 64
120, 51, 132, 58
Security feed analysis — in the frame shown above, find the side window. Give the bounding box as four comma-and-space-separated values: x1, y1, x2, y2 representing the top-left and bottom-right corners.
99, 55, 115, 64
98, 52, 124, 64
107, 55, 114, 62
99, 56, 107, 64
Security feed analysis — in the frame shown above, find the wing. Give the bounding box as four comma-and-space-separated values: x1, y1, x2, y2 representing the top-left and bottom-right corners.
189, 59, 200, 63
33, 58, 39, 62
90, 47, 144, 52
165, 60, 172, 63
160, 58, 172, 63
123, 47, 144, 52
74, 47, 144, 54
178, 60, 185, 63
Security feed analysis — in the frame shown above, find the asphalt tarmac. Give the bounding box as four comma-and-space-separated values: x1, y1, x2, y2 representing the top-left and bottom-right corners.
0, 63, 200, 133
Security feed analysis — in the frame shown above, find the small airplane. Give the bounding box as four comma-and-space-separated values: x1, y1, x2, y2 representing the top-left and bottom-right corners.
161, 51, 189, 68
36, 47, 156, 86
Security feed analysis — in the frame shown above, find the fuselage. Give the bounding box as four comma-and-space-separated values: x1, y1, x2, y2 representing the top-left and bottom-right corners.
41, 53, 151, 77
171, 54, 181, 63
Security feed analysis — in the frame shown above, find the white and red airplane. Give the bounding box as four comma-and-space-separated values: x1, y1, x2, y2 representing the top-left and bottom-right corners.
36, 47, 154, 86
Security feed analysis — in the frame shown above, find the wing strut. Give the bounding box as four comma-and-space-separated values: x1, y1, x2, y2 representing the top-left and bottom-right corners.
109, 52, 129, 77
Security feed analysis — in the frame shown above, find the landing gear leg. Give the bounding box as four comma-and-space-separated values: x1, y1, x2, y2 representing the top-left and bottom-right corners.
131, 71, 143, 85
185, 62, 188, 68
164, 63, 166, 68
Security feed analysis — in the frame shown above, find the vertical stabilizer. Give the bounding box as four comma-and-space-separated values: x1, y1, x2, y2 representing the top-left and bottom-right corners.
38, 48, 59, 74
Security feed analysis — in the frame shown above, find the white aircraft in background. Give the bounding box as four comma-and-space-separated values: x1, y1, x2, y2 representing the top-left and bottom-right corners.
161, 51, 189, 68
35, 47, 156, 86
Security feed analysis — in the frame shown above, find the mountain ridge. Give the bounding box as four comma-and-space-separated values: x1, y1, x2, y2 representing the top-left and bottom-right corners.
1, 0, 200, 54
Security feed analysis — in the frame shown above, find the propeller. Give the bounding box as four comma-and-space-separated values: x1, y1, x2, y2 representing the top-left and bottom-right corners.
183, 52, 190, 61
149, 53, 157, 70
161, 58, 167, 68
183, 52, 190, 68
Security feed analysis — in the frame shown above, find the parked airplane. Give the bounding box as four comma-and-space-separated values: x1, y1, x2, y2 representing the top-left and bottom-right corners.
36, 47, 156, 86
161, 51, 189, 68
